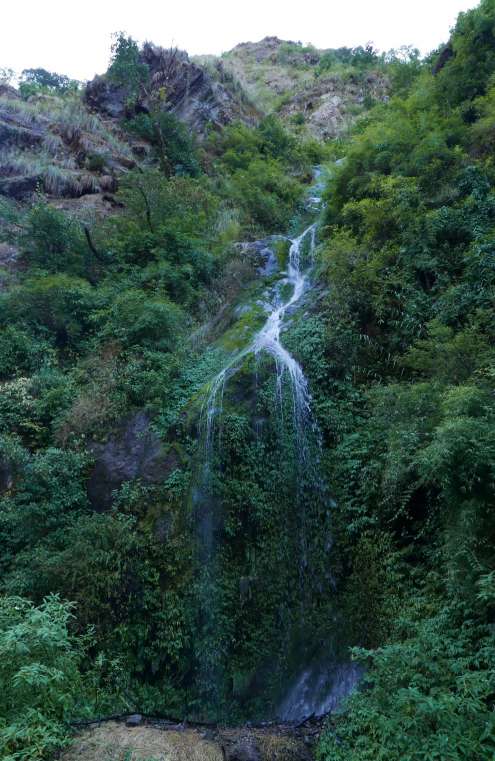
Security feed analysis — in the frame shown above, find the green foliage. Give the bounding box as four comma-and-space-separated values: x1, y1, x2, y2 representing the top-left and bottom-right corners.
0, 67, 15, 85
434, 0, 495, 108
0, 595, 83, 760
0, 274, 100, 353
314, 1, 495, 757
101, 289, 184, 351
210, 117, 317, 232
128, 111, 200, 177
21, 203, 91, 277
5, 2, 495, 750
19, 68, 80, 99
317, 592, 495, 761
316, 44, 380, 76
107, 33, 149, 104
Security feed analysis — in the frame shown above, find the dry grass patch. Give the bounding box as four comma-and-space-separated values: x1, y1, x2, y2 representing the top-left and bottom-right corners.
61, 722, 223, 761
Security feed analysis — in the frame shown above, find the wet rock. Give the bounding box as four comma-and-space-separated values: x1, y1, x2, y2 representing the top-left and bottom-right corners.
233, 235, 286, 276
87, 411, 180, 510
0, 241, 19, 268
224, 736, 261, 761
0, 242, 20, 289
0, 458, 14, 494
125, 714, 143, 727
278, 660, 363, 722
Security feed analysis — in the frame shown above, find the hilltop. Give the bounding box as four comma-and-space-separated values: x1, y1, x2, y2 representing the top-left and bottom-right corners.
199, 36, 390, 138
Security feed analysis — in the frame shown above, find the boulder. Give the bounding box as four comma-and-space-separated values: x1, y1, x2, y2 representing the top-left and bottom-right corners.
87, 411, 180, 510
84, 75, 132, 120
125, 714, 143, 727
0, 174, 41, 199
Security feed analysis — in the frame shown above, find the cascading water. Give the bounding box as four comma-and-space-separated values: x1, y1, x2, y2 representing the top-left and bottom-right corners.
203, 222, 317, 468
192, 169, 361, 721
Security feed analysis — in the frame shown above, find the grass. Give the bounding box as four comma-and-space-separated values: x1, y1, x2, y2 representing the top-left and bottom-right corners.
0, 146, 100, 196
60, 721, 224, 761
0, 92, 136, 197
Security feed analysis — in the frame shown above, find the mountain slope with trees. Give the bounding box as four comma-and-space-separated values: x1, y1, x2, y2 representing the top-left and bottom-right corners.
0, 3, 495, 760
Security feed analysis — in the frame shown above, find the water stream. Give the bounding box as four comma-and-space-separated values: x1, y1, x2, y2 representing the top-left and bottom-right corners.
194, 170, 361, 720
202, 222, 317, 470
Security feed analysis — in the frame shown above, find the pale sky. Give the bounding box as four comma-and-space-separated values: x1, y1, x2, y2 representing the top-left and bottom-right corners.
1, 0, 479, 82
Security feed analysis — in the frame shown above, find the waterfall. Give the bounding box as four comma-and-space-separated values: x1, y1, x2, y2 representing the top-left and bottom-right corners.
192, 168, 361, 720
202, 222, 317, 470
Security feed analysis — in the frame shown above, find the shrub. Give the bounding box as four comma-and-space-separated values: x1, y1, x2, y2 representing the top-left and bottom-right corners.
317, 595, 495, 761
0, 595, 83, 761
107, 33, 149, 105
101, 289, 184, 352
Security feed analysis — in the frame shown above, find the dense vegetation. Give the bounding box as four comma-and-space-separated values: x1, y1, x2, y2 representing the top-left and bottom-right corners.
0, 37, 326, 757
311, 1, 495, 757
1, 2, 495, 758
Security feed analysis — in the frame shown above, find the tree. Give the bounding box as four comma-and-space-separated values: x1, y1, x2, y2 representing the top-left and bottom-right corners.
19, 68, 79, 98
107, 33, 149, 105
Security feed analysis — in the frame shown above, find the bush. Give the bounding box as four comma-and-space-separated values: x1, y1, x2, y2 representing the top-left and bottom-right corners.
101, 289, 184, 351
21, 203, 89, 277
0, 595, 83, 761
317, 594, 495, 761
128, 111, 200, 177
107, 33, 149, 105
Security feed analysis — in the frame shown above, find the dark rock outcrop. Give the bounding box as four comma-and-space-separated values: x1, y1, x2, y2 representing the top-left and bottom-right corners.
233, 235, 286, 276
83, 76, 131, 120
87, 411, 180, 510
85, 44, 253, 137
433, 43, 454, 75
0, 85, 137, 202
0, 174, 40, 200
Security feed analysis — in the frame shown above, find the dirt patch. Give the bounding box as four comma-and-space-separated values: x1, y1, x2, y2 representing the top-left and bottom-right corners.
61, 719, 316, 761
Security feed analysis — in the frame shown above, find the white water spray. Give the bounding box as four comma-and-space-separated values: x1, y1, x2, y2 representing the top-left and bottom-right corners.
202, 223, 317, 466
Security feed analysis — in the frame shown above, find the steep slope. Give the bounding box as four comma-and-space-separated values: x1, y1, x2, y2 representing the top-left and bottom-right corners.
0, 83, 136, 202
0, 41, 258, 209
199, 37, 389, 138
3, 6, 495, 761
85, 43, 258, 136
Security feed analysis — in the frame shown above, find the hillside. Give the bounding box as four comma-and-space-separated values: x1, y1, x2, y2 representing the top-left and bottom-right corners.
199, 37, 390, 138
1, 4, 495, 761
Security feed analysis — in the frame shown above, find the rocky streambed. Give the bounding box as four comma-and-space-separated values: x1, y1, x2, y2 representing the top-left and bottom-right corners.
61, 715, 324, 761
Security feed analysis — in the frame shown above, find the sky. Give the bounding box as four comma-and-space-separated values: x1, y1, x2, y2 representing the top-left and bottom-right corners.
1, 0, 480, 82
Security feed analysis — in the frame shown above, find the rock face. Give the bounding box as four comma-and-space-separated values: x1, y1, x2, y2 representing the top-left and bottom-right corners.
220, 37, 390, 138
85, 44, 254, 137
87, 411, 179, 510
233, 235, 285, 276
278, 72, 389, 139
432, 43, 454, 74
